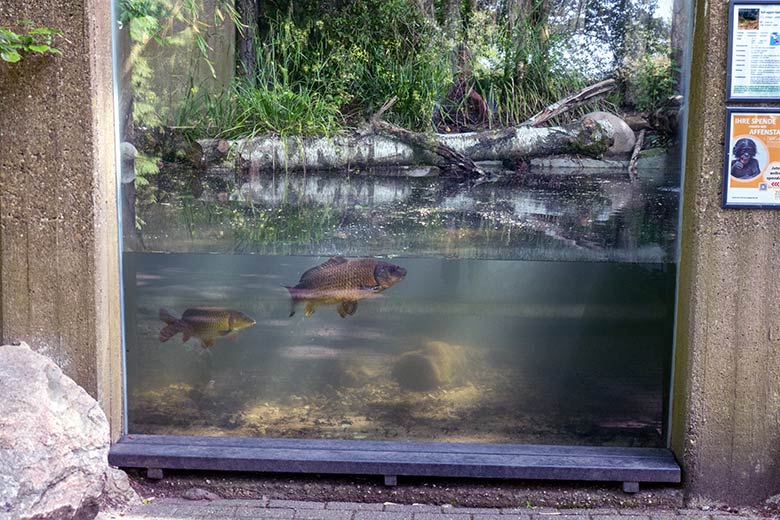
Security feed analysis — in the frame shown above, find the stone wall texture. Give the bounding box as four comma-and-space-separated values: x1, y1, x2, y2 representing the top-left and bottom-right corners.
0, 0, 122, 434
670, 0, 780, 506
0, 1, 99, 393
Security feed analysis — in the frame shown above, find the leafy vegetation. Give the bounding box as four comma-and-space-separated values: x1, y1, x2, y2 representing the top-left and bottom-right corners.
119, 0, 679, 141
0, 23, 62, 63
631, 55, 676, 112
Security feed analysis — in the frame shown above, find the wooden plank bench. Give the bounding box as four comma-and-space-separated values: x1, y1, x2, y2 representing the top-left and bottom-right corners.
109, 434, 681, 493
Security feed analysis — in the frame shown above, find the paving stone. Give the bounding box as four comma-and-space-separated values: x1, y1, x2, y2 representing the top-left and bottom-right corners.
384, 504, 443, 513
125, 504, 182, 518
327, 502, 385, 510
236, 507, 295, 520
562, 509, 619, 515
212, 499, 269, 508
533, 515, 591, 520
236, 506, 294, 518
100, 515, 182, 520
294, 510, 354, 520
503, 508, 558, 515
645, 511, 709, 520
170, 504, 238, 516
413, 514, 472, 520
444, 506, 502, 514
592, 515, 651, 520
499, 509, 538, 516
97, 500, 772, 520
474, 514, 531, 520
269, 500, 326, 509
354, 511, 412, 520
151, 498, 185, 506
674, 510, 712, 519
131, 512, 192, 520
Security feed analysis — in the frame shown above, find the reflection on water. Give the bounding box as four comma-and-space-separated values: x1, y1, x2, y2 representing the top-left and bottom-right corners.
132, 168, 680, 263
125, 253, 675, 447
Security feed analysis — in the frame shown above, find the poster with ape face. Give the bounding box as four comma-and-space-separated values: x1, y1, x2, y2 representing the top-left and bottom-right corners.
724, 108, 780, 208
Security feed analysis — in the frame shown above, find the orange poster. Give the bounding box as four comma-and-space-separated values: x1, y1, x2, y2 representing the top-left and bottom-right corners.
724, 109, 780, 207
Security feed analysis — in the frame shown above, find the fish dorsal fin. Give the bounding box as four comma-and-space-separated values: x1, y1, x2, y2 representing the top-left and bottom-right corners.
299, 256, 348, 283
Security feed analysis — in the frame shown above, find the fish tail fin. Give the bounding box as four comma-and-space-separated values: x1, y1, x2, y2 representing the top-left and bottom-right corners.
285, 286, 300, 317
158, 308, 183, 343
159, 307, 178, 324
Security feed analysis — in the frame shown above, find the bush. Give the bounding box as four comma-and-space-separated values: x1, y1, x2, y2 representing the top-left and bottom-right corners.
630, 54, 676, 112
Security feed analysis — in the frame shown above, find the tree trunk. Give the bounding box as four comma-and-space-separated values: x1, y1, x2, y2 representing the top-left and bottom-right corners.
440, 0, 463, 39
670, 0, 689, 77
235, 0, 259, 82
416, 0, 436, 22
194, 118, 614, 173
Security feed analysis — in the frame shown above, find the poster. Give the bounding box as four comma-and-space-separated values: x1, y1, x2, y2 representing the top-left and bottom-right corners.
728, 1, 780, 100
723, 109, 780, 208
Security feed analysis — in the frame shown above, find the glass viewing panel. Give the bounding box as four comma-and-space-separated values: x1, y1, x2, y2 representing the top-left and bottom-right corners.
116, 0, 689, 447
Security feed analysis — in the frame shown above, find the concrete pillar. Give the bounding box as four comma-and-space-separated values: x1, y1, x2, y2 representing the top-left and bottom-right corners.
0, 1, 123, 438
671, 0, 780, 506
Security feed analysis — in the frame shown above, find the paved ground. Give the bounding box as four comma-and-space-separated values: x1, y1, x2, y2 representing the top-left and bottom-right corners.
96, 498, 772, 520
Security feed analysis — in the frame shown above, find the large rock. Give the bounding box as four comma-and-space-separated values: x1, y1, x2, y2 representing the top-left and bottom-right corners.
0, 342, 137, 520
582, 111, 637, 156
392, 341, 467, 391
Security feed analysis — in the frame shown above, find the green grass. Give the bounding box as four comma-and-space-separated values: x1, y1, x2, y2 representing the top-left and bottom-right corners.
174, 1, 602, 141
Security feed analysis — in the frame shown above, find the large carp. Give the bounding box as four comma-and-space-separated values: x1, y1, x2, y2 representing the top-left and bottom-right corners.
286, 257, 407, 318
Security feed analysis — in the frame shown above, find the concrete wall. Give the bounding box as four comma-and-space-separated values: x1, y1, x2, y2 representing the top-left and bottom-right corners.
0, 0, 123, 438
1, 0, 779, 506
670, 0, 780, 506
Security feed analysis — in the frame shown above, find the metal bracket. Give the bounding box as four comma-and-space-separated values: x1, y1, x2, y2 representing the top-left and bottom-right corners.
622, 481, 639, 493
146, 468, 164, 480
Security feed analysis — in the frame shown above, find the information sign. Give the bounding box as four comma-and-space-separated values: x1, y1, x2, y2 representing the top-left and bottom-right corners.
727, 1, 780, 100
723, 108, 780, 208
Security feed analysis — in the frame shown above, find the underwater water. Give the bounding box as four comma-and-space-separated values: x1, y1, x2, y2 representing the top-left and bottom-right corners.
124, 252, 675, 447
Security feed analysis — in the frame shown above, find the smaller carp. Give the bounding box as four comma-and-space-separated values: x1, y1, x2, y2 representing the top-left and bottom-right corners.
159, 307, 256, 348
286, 256, 407, 318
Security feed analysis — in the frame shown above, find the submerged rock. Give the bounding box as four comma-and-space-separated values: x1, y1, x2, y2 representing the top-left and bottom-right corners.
392, 341, 467, 391
0, 342, 138, 519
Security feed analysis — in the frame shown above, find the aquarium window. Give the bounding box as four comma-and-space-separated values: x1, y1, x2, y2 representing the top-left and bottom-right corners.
111, 0, 690, 480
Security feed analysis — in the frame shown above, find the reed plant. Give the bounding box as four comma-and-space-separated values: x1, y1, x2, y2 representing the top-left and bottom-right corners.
470, 14, 589, 127
175, 0, 597, 140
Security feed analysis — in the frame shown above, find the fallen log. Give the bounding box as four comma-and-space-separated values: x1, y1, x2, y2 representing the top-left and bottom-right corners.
370, 96, 487, 178
522, 79, 617, 128
191, 138, 230, 165
194, 117, 614, 174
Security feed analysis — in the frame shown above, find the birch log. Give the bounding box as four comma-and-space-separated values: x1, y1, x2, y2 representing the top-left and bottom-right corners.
193, 117, 615, 173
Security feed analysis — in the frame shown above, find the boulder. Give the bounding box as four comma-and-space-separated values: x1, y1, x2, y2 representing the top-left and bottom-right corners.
391, 341, 467, 391
581, 111, 637, 156
0, 342, 138, 520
